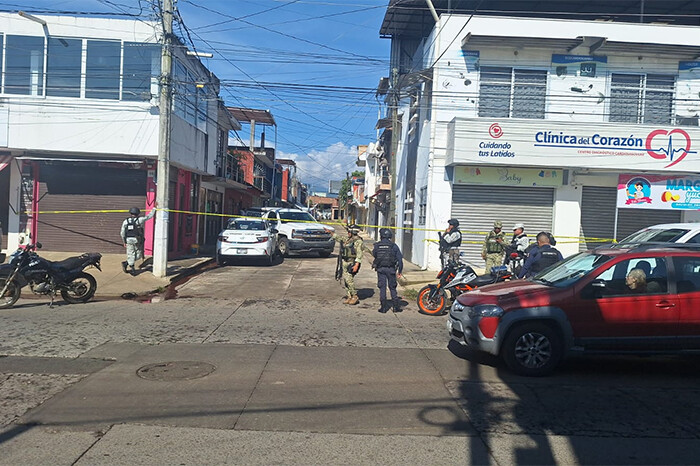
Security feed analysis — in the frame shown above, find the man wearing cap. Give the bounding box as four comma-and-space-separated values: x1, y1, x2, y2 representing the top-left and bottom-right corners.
333, 224, 364, 305
511, 223, 530, 253
482, 220, 506, 272
440, 219, 462, 264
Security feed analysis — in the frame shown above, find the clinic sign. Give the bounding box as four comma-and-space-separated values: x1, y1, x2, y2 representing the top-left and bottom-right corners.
617, 174, 700, 210
447, 119, 700, 172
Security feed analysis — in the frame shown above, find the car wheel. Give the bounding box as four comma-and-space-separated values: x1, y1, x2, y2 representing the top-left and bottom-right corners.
502, 322, 563, 377
216, 252, 226, 266
277, 237, 289, 257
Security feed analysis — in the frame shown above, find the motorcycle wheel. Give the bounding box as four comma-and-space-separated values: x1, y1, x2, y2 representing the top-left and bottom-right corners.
0, 278, 21, 309
417, 286, 448, 316
60, 272, 97, 304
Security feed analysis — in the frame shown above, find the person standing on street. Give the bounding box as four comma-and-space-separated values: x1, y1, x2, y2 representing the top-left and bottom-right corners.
518, 231, 563, 279
333, 224, 364, 305
439, 219, 462, 264
482, 220, 506, 272
372, 228, 404, 313
120, 203, 156, 275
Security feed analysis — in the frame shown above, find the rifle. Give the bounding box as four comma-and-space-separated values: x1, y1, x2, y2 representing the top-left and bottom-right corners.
335, 240, 344, 280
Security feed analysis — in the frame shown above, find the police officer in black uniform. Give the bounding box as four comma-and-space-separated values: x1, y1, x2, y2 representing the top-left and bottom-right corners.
518, 231, 563, 279
372, 228, 404, 313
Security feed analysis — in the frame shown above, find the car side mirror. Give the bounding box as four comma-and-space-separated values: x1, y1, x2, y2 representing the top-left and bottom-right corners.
36, 242, 42, 249
270, 228, 278, 235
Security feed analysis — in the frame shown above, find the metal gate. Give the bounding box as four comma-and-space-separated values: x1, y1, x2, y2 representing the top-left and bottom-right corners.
451, 185, 554, 267
37, 163, 147, 253
579, 186, 682, 251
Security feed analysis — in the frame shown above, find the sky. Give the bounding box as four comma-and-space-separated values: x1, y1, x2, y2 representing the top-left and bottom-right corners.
4, 0, 391, 192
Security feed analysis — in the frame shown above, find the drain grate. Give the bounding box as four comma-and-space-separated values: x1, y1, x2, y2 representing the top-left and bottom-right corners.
136, 361, 216, 381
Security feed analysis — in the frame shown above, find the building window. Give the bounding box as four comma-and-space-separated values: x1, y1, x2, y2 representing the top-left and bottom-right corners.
86, 40, 121, 99
5, 35, 44, 96
610, 73, 675, 124
418, 186, 427, 226
47, 37, 82, 98
478, 67, 547, 119
123, 43, 160, 101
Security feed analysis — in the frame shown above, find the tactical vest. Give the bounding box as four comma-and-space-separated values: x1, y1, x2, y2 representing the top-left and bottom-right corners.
530, 247, 561, 274
374, 241, 397, 268
124, 217, 143, 239
444, 228, 462, 249
342, 238, 359, 261
485, 231, 505, 253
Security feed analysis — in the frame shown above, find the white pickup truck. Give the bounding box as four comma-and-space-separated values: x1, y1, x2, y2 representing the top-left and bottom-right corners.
263, 208, 335, 257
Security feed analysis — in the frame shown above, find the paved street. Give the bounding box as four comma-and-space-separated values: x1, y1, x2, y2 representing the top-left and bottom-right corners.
2, 253, 700, 465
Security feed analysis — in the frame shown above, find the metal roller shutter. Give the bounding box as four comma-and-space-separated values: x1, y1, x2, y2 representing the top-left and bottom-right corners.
451, 185, 554, 268
617, 209, 682, 240
580, 186, 617, 252
579, 186, 682, 251
37, 164, 147, 254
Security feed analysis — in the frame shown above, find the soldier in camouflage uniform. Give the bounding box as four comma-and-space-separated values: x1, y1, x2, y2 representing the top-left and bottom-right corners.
481, 220, 506, 273
120, 204, 156, 275
333, 224, 364, 305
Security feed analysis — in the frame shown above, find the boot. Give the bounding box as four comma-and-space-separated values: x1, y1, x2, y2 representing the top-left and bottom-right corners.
129, 265, 137, 276
343, 296, 351, 304
378, 300, 388, 313
121, 261, 128, 274
347, 295, 359, 305
392, 298, 402, 313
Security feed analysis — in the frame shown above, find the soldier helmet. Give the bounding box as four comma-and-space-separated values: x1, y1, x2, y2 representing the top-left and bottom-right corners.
379, 228, 393, 239
447, 218, 460, 227
512, 223, 525, 231
129, 207, 141, 216
493, 221, 503, 228
347, 224, 360, 234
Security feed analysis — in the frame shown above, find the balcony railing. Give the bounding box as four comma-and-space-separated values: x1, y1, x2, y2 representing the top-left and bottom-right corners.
253, 176, 272, 194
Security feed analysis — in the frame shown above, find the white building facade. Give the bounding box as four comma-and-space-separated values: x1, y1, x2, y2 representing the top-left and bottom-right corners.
0, 12, 237, 257
386, 13, 700, 270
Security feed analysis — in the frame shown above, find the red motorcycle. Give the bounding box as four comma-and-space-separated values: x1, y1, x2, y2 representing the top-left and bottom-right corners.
416, 261, 512, 316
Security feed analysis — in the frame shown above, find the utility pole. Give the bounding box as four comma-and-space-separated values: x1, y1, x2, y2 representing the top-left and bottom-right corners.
388, 67, 399, 228
153, 0, 173, 278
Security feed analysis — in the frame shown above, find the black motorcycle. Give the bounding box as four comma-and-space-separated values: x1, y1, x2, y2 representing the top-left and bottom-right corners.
0, 243, 102, 309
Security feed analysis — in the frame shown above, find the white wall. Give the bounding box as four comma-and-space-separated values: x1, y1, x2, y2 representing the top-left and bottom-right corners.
552, 185, 583, 257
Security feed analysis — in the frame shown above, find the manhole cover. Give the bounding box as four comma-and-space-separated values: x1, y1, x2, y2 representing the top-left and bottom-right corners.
136, 361, 216, 381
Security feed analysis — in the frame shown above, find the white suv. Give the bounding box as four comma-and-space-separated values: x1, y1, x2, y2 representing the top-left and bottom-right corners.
619, 223, 700, 244
263, 209, 335, 257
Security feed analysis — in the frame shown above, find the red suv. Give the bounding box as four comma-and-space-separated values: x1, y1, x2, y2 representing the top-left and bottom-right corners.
447, 245, 700, 376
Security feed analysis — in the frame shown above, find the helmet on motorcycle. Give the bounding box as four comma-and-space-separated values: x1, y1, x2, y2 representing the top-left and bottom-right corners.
447, 219, 459, 227
379, 228, 393, 239
129, 207, 141, 216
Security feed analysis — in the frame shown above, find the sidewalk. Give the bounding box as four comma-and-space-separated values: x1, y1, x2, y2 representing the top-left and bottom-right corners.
37, 252, 213, 299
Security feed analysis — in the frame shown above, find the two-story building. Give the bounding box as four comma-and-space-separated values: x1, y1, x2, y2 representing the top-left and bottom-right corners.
380, 1, 700, 269
0, 12, 239, 258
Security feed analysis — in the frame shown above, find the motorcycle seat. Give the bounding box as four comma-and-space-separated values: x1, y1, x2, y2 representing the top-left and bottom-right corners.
49, 256, 86, 271
472, 274, 498, 287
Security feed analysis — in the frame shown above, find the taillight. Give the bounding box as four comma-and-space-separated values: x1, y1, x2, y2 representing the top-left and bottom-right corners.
256, 236, 269, 243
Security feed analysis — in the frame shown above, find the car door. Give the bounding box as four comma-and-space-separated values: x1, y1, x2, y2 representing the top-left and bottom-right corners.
571, 256, 679, 349
670, 256, 700, 346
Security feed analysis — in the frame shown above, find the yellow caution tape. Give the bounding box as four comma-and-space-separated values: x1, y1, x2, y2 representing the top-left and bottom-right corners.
22, 207, 616, 243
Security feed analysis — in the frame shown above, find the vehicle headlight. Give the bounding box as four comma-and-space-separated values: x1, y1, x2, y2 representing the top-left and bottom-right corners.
217, 235, 228, 243
467, 304, 504, 318
451, 301, 468, 313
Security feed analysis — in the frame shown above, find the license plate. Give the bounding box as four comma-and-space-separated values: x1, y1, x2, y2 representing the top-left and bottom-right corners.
237, 249, 247, 254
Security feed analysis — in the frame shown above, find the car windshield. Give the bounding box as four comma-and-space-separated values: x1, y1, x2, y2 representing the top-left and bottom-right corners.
533, 252, 612, 288
278, 211, 316, 223
227, 220, 266, 231
619, 228, 689, 244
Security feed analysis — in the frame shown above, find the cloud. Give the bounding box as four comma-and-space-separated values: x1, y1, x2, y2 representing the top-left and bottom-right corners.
280, 142, 360, 191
